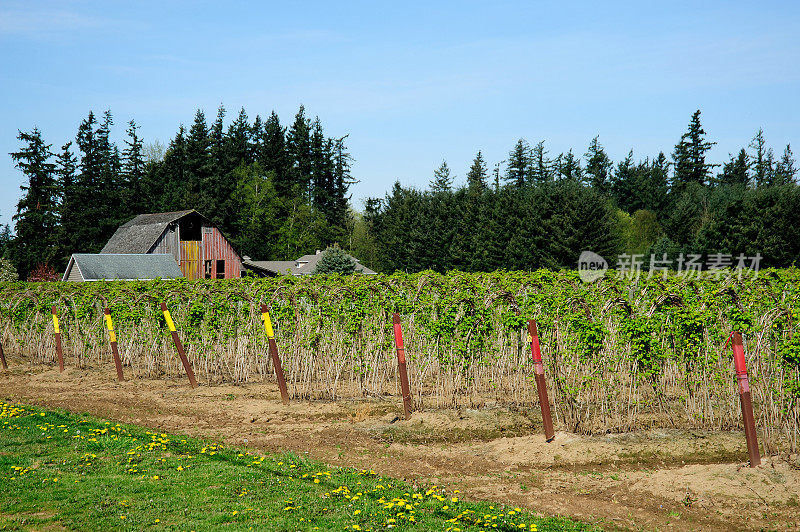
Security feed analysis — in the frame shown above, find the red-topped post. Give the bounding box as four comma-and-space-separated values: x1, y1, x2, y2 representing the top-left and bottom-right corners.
392, 313, 413, 420
528, 320, 555, 442
731, 332, 760, 467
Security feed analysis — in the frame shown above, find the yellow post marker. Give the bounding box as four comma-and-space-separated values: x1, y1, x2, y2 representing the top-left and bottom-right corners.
159, 302, 197, 388
163, 309, 177, 332
51, 306, 64, 372
103, 308, 124, 382
261, 305, 289, 404
262, 311, 275, 339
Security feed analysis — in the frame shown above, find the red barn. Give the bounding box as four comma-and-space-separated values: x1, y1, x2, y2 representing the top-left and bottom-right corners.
101, 210, 242, 279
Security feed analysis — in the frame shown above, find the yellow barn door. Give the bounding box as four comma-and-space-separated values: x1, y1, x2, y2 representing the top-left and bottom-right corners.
180, 241, 200, 280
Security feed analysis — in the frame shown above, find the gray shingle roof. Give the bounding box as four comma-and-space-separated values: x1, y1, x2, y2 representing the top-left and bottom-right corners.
243, 253, 376, 276
101, 210, 195, 254
63, 254, 183, 281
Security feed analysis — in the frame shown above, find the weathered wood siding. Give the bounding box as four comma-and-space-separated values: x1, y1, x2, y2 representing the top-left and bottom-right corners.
201, 224, 242, 279
150, 224, 180, 262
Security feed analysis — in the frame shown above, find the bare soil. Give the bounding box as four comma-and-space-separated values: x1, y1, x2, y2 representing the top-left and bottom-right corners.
2, 360, 799, 531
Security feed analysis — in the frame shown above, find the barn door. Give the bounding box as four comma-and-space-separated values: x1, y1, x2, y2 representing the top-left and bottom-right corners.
180, 241, 200, 280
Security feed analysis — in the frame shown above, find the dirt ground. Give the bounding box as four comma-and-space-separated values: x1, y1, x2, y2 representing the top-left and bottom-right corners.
2, 360, 799, 531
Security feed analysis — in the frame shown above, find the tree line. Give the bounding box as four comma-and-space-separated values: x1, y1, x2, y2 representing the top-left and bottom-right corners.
5, 108, 799, 280
362, 110, 799, 273
5, 105, 354, 279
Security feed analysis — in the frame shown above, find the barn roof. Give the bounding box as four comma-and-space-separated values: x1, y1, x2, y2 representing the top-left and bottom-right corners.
101, 210, 197, 254
63, 254, 183, 281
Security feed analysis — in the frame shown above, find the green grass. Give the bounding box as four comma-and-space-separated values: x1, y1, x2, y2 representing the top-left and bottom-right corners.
0, 400, 595, 531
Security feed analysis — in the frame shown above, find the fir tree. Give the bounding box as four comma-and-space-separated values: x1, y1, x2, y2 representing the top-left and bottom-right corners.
259, 111, 290, 196
775, 144, 797, 185
611, 151, 636, 211
54, 141, 78, 260
122, 120, 146, 218
466, 151, 488, 192
671, 110, 716, 191
556, 149, 582, 181
286, 105, 313, 199
74, 111, 104, 251
505, 139, 530, 188
226, 107, 251, 169
9, 128, 59, 278
313, 244, 357, 274
429, 161, 453, 192
529, 141, 552, 184
185, 110, 211, 212
717, 148, 750, 187
750, 128, 773, 187
584, 136, 613, 194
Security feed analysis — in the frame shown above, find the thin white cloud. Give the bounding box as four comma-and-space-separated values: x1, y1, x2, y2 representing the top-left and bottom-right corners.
0, 5, 106, 37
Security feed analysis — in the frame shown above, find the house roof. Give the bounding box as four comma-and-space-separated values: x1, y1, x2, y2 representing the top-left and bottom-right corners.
242, 260, 297, 276
100, 210, 197, 254
63, 254, 184, 281
243, 252, 377, 276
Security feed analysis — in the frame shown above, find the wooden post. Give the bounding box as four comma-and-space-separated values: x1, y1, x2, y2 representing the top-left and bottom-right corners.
528, 320, 555, 442
260, 305, 289, 404
160, 302, 197, 388
731, 332, 760, 467
52, 306, 64, 372
0, 334, 7, 371
392, 313, 413, 420
104, 308, 125, 382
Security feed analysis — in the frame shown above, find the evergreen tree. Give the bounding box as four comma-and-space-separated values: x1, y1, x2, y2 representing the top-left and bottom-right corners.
505, 138, 530, 187
717, 148, 750, 187
74, 111, 104, 251
185, 110, 211, 212
556, 149, 582, 181
310, 117, 333, 218
611, 151, 636, 211
158, 125, 189, 211
313, 244, 357, 274
121, 120, 146, 218
330, 136, 354, 232
226, 107, 251, 169
286, 105, 313, 199
9, 128, 59, 278
466, 151, 488, 192
671, 110, 716, 191
750, 128, 774, 187
259, 111, 290, 196
54, 141, 78, 260
529, 141, 552, 184
775, 144, 797, 185
0, 221, 12, 259
584, 136, 613, 194
429, 161, 453, 192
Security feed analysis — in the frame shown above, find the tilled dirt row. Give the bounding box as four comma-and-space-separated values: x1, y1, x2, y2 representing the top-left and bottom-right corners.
2, 363, 799, 531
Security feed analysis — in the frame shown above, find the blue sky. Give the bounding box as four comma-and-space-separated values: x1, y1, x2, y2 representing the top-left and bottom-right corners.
1, 1, 799, 228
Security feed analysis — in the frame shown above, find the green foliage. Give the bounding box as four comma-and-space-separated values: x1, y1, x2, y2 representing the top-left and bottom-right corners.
313, 245, 357, 274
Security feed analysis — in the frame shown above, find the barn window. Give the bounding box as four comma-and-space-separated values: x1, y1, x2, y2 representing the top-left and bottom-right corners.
216, 260, 225, 279
204, 260, 212, 279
